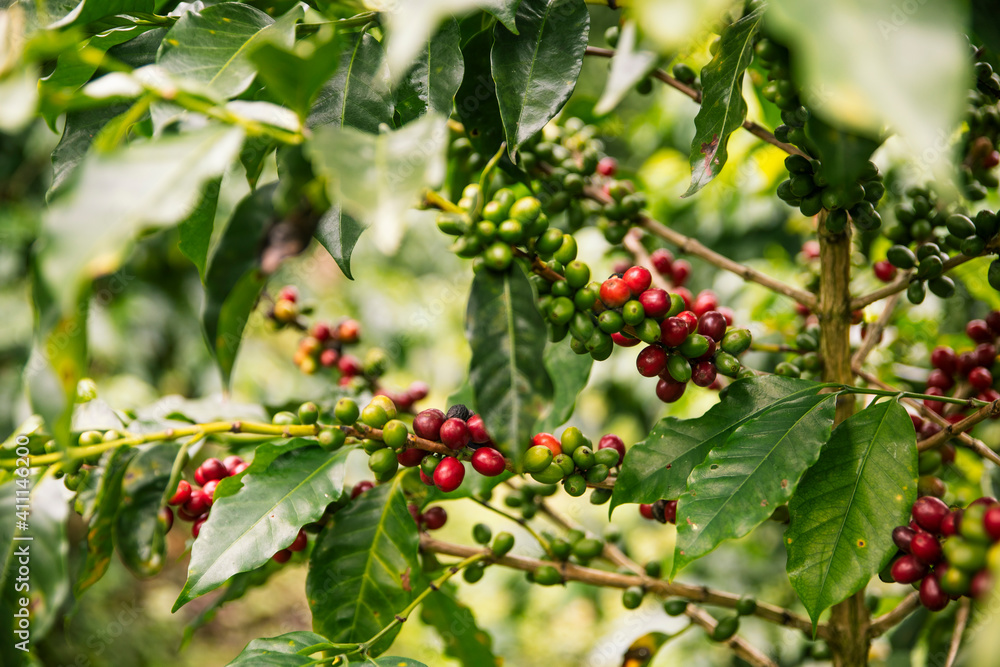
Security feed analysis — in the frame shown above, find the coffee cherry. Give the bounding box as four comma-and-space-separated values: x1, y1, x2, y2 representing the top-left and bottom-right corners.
639, 503, 655, 520
636, 345, 668, 377
957, 352, 978, 376
492, 532, 515, 557
938, 563, 971, 596
679, 334, 711, 359
600, 277, 631, 308
524, 445, 554, 474
439, 418, 470, 450
337, 354, 363, 377
223, 456, 245, 476
288, 529, 308, 552
623, 266, 652, 294
273, 299, 298, 323
422, 506, 448, 530
912, 496, 950, 533
919, 573, 949, 611
298, 401, 319, 425
711, 616, 740, 642
334, 398, 360, 425
890, 554, 929, 583
622, 586, 645, 609
351, 481, 374, 498
597, 434, 626, 466
533, 565, 562, 586
874, 260, 897, 282
697, 311, 727, 342
160, 506, 174, 533
910, 531, 943, 564
691, 361, 718, 387
361, 404, 390, 429
721, 328, 752, 355
368, 448, 399, 477
971, 570, 993, 599
471, 447, 506, 477
202, 479, 219, 501
198, 458, 228, 483
663, 598, 688, 616
970, 366, 993, 391
660, 317, 689, 347
433, 457, 465, 492
413, 408, 446, 441
382, 420, 409, 450
395, 448, 426, 468
676, 310, 698, 334
655, 377, 686, 403
168, 480, 192, 506
735, 596, 757, 616
983, 506, 1000, 540
671, 260, 691, 286
975, 343, 997, 367
192, 516, 207, 538
272, 549, 292, 563
692, 291, 718, 317
926, 369, 954, 390
572, 537, 604, 561
183, 490, 211, 519
531, 432, 562, 456
967, 319, 993, 343
892, 526, 916, 552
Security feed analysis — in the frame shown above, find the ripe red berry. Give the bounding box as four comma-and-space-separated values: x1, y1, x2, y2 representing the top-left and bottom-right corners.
909, 413, 924, 431
532, 432, 562, 456
650, 249, 673, 275
971, 570, 994, 599
940, 509, 962, 536
183, 490, 211, 518
968, 319, 993, 343
957, 352, 978, 376
419, 469, 434, 486
660, 317, 689, 347
611, 332, 640, 347
288, 529, 308, 552
919, 572, 949, 611
312, 321, 332, 341
467, 414, 491, 444
910, 531, 942, 564
926, 369, 954, 390
422, 506, 448, 530
202, 479, 219, 501
351, 481, 374, 498
987, 311, 1000, 335
717, 307, 734, 325
674, 287, 693, 311
279, 286, 298, 303
440, 418, 471, 450
471, 447, 506, 476
697, 311, 727, 342
636, 345, 668, 377
639, 288, 670, 319
397, 448, 427, 467
873, 260, 897, 282
676, 310, 699, 334
639, 503, 655, 520
801, 240, 820, 259
272, 549, 292, 563
223, 456, 245, 476
433, 457, 465, 492
691, 361, 718, 387
891, 554, 929, 584
655, 377, 686, 403
983, 506, 1000, 540
413, 409, 447, 441
970, 366, 993, 391
596, 156, 618, 176
923, 387, 945, 415
600, 277, 631, 308
623, 266, 652, 295
930, 346, 957, 374
985, 151, 1000, 169
192, 517, 207, 538
663, 499, 678, 524
892, 525, 915, 552
320, 348, 339, 368
976, 343, 997, 368
168, 480, 192, 506
598, 434, 626, 466
671, 260, 691, 287
912, 496, 950, 533
692, 291, 718, 317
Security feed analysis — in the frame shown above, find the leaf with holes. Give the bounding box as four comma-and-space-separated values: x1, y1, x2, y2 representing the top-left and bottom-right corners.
307, 475, 420, 655
682, 4, 763, 197
173, 443, 350, 610
610, 376, 821, 515
492, 0, 589, 158
467, 263, 553, 464
786, 400, 917, 627
672, 391, 837, 576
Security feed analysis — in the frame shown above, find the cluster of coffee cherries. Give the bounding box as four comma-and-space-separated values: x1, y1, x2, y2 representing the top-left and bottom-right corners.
773, 321, 826, 381
905, 412, 956, 500
662, 596, 760, 643
923, 313, 1000, 416
58, 429, 125, 490
960, 45, 1000, 200
520, 427, 623, 502
527, 529, 609, 588
885, 496, 1000, 610
408, 404, 508, 493
777, 155, 883, 231
638, 498, 679, 524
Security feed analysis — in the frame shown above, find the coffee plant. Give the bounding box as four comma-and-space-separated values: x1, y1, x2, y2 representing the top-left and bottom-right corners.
4, 0, 1000, 665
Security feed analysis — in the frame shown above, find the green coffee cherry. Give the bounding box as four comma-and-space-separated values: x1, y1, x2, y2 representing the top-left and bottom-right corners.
492, 532, 515, 556
537, 228, 564, 255
560, 427, 588, 455
472, 523, 493, 545
553, 235, 578, 265
572, 446, 595, 470
317, 428, 347, 451
574, 285, 600, 311
907, 280, 926, 304
572, 538, 604, 561
524, 445, 554, 473
361, 404, 390, 429
565, 261, 590, 288
711, 616, 740, 642
78, 430, 104, 446
598, 310, 625, 333
368, 448, 398, 476
362, 438, 385, 454
946, 214, 976, 237
634, 318, 662, 344
735, 596, 757, 616
533, 565, 562, 586
381, 420, 409, 450
564, 473, 587, 497
622, 300, 645, 326
484, 242, 513, 271
622, 586, 645, 609
510, 196, 541, 223
663, 599, 688, 616
593, 448, 620, 468
590, 488, 613, 505
463, 562, 486, 584
297, 401, 319, 425
272, 411, 297, 426
887, 245, 917, 269
668, 354, 693, 382
585, 464, 610, 483
644, 561, 662, 578
334, 398, 360, 425
714, 352, 741, 377
532, 462, 566, 484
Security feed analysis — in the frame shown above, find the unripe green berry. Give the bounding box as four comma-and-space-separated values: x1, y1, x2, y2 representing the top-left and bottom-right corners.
272, 411, 297, 426
622, 586, 645, 609
368, 448, 398, 476
317, 428, 346, 451
298, 401, 319, 425
361, 404, 389, 429
381, 420, 409, 450
492, 531, 515, 556
334, 398, 360, 425
472, 523, 493, 545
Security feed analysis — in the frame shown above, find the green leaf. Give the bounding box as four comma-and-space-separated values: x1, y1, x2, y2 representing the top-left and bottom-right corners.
50, 0, 153, 29
420, 584, 497, 666
114, 442, 180, 577
307, 113, 448, 255
307, 475, 420, 654
226, 630, 330, 666
803, 113, 881, 189
183, 567, 276, 649
348, 659, 428, 667
177, 177, 221, 283
38, 124, 244, 313
308, 32, 393, 132
41, 25, 152, 99
593, 22, 658, 116
395, 18, 464, 125
533, 342, 591, 433
767, 0, 967, 178
951, 256, 1000, 311
672, 391, 838, 576
157, 2, 303, 99
466, 263, 553, 463
786, 400, 917, 626
173, 443, 351, 610
492, 0, 589, 158
75, 446, 138, 596
455, 28, 504, 156
250, 28, 342, 120
972, 0, 1000, 54
201, 183, 275, 386
314, 204, 367, 281
610, 376, 820, 515
682, 4, 763, 197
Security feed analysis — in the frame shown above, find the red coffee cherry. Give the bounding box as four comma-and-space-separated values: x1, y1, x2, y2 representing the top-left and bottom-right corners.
351, 481, 374, 499
967, 319, 993, 343
433, 457, 465, 492
531, 433, 562, 456
892, 525, 915, 552
397, 448, 427, 468
600, 277, 631, 308
183, 490, 211, 519
890, 554, 929, 584
957, 352, 978, 376
612, 332, 640, 347
639, 288, 671, 319
910, 531, 942, 564
874, 260, 897, 282
272, 549, 292, 563
692, 291, 718, 317
976, 343, 997, 367
671, 260, 691, 286
802, 241, 820, 259
940, 509, 962, 536
674, 287, 693, 311
987, 310, 1000, 335
598, 434, 626, 466
440, 418, 471, 450
168, 480, 192, 506
413, 408, 447, 441
650, 249, 673, 275
930, 346, 957, 374
422, 506, 448, 530
288, 528, 308, 552
623, 266, 652, 295
971, 570, 994, 599
192, 517, 207, 538
471, 447, 506, 476
655, 377, 686, 403
278, 286, 298, 303
983, 505, 1000, 540
160, 506, 174, 533
596, 156, 618, 176
408, 503, 422, 525
660, 317, 689, 347
639, 503, 655, 520
465, 414, 490, 443
311, 321, 332, 342
223, 456, 245, 476
636, 345, 668, 377
911, 496, 950, 533
697, 311, 727, 342
969, 366, 993, 391
926, 369, 954, 390
923, 387, 945, 415
419, 469, 435, 486
338, 354, 363, 377
676, 310, 698, 334
663, 499, 678, 524
202, 479, 220, 501
919, 572, 949, 611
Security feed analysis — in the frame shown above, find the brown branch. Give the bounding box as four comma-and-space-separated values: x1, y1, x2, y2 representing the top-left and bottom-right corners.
851, 253, 981, 311
851, 292, 902, 371
869, 593, 921, 638
682, 604, 779, 667
623, 227, 673, 292
944, 597, 971, 667
584, 46, 807, 158
916, 399, 1000, 454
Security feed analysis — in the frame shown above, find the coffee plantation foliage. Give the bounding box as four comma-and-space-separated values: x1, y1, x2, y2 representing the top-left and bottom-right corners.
4, 0, 1000, 666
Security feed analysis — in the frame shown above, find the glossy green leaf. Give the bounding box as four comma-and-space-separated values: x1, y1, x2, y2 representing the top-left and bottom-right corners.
174, 443, 351, 609
610, 376, 820, 514
202, 182, 275, 386
308, 32, 393, 132
41, 25, 151, 100
307, 475, 420, 654
348, 659, 428, 667
467, 263, 553, 463
786, 400, 917, 626
593, 22, 658, 116
673, 392, 837, 575
492, 0, 589, 158
50, 0, 153, 29
38, 124, 244, 313
75, 446, 138, 595
803, 113, 881, 189
250, 28, 342, 120
307, 113, 448, 255
157, 2, 303, 99
395, 18, 464, 125
455, 28, 504, 157
683, 4, 763, 196
177, 177, 221, 283
420, 584, 497, 666
114, 442, 180, 577
533, 342, 591, 433
314, 204, 367, 281
226, 630, 330, 666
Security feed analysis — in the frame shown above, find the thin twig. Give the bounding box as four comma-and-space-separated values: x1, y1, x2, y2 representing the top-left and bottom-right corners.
851, 253, 982, 311
851, 291, 902, 370
916, 399, 1000, 454
623, 228, 673, 292
869, 593, 921, 638
944, 598, 971, 667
